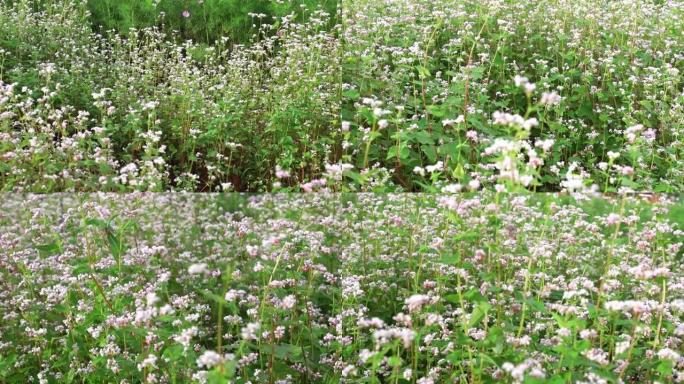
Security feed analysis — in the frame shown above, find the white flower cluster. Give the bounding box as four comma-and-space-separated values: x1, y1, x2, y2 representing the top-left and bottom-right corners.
196, 350, 234, 369
540, 91, 562, 106
604, 300, 653, 314
501, 359, 545, 382
324, 163, 354, 181
514, 75, 536, 95
405, 294, 438, 313
492, 111, 538, 131
373, 327, 416, 348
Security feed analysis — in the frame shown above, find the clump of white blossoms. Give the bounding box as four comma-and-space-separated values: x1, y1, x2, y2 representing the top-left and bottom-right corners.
373, 327, 416, 348
196, 350, 234, 369
483, 139, 534, 187
501, 359, 546, 382
324, 163, 354, 181
275, 165, 290, 179
540, 91, 562, 106
624, 124, 644, 144
560, 163, 596, 193
405, 294, 435, 313
492, 111, 538, 131
279, 294, 297, 310
173, 327, 199, 351
561, 170, 585, 192
656, 348, 682, 362
241, 322, 261, 341
442, 183, 462, 193
514, 75, 536, 96
425, 161, 443, 174
442, 115, 465, 126
188, 263, 209, 275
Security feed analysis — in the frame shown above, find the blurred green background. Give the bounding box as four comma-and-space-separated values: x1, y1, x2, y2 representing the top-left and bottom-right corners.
87, 0, 339, 44
4, 0, 339, 44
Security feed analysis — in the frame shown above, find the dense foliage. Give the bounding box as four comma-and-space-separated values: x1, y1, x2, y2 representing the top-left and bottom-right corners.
1, 193, 683, 383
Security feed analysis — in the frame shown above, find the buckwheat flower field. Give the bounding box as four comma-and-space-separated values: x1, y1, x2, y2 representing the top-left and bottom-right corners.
0, 0, 339, 192
2, 0, 684, 383
341, 0, 684, 193
1, 193, 683, 383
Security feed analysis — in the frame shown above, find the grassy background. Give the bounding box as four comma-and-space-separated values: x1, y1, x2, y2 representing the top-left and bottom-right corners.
86, 0, 339, 44
3, 0, 338, 45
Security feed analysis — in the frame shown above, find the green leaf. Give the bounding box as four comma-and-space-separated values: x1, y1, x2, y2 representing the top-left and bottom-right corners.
477, 352, 496, 367
345, 171, 364, 185
417, 66, 431, 79
399, 146, 411, 160
486, 326, 505, 354
468, 302, 491, 328
162, 345, 185, 361
525, 297, 547, 313
272, 344, 303, 362
464, 289, 487, 303
421, 145, 437, 163
656, 360, 674, 375
620, 176, 640, 188
444, 294, 461, 305
343, 89, 360, 101
36, 241, 62, 257
85, 218, 109, 229
411, 130, 434, 145
439, 253, 460, 264
426, 105, 445, 118
438, 142, 458, 156
387, 145, 410, 160
470, 66, 484, 81
107, 231, 124, 260
387, 146, 398, 160
388, 356, 403, 367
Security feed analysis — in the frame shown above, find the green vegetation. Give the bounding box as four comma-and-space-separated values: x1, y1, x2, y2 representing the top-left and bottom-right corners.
86, 0, 338, 44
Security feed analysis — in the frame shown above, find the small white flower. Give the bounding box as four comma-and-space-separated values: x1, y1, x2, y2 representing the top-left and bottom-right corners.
341, 365, 357, 377
188, 263, 209, 275
280, 295, 297, 310
378, 119, 389, 129
405, 294, 431, 313
146, 292, 159, 307
540, 91, 561, 106
196, 350, 222, 369
425, 161, 443, 173
241, 322, 260, 340
442, 183, 462, 193
656, 348, 681, 362
403, 369, 412, 380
